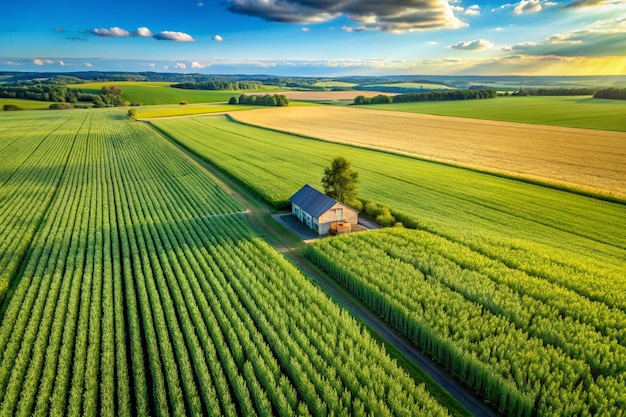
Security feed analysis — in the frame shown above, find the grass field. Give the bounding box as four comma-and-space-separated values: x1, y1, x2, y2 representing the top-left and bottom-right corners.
0, 109, 458, 417
134, 102, 260, 118
365, 95, 626, 131
231, 106, 626, 199
67, 81, 275, 105
364, 82, 453, 90
0, 98, 55, 110
313, 81, 358, 88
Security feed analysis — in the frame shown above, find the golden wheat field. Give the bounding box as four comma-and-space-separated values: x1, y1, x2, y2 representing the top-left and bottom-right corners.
232, 106, 626, 199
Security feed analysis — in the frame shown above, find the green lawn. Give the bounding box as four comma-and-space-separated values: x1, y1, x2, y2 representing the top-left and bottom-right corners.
0, 98, 55, 110
365, 95, 626, 131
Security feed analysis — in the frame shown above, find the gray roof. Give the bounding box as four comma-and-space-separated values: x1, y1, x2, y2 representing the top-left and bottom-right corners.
290, 184, 349, 218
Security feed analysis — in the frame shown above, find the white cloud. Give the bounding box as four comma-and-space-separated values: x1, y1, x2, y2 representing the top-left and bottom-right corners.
90, 27, 131, 37
342, 26, 367, 32
449, 39, 494, 50
427, 41, 439, 44
301, 27, 311, 32
465, 4, 481, 15
213, 35, 224, 41
133, 27, 153, 37
154, 31, 196, 42
197, 2, 204, 6
513, 0, 543, 14
175, 62, 187, 69
32, 59, 44, 66
84, 62, 94, 67
192, 61, 208, 68
548, 32, 584, 44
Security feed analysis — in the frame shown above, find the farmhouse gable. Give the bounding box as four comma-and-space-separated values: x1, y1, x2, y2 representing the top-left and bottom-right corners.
289, 185, 359, 236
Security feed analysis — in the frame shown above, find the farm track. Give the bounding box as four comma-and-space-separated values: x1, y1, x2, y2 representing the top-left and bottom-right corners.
152, 123, 498, 417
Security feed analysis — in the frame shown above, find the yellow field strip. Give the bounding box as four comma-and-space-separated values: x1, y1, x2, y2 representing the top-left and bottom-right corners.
232, 106, 626, 199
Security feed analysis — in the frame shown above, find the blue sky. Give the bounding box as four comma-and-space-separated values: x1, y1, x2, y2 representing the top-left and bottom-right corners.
1, 0, 624, 75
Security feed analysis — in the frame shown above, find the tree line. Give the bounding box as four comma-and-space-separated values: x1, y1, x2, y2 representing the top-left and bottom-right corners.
354, 89, 497, 105
171, 81, 263, 90
512, 87, 597, 96
233, 94, 289, 106
593, 87, 626, 100
0, 84, 125, 107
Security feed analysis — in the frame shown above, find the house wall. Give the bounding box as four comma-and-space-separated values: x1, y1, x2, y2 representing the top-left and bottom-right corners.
292, 202, 358, 236
318, 203, 359, 226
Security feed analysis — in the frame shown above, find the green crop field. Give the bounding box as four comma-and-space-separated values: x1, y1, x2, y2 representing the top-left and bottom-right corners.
0, 98, 55, 110
67, 81, 277, 105
365, 95, 626, 131
152, 113, 626, 417
0, 109, 454, 417
307, 228, 626, 416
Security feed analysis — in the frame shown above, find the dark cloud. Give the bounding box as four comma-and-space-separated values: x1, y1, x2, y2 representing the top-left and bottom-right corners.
225, 0, 466, 32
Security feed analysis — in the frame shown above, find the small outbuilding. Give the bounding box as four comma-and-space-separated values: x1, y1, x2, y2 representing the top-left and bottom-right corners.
290, 184, 359, 236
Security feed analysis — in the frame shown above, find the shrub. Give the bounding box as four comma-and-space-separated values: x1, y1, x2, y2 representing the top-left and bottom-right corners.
364, 202, 380, 217
3, 104, 22, 111
49, 103, 74, 110
228, 96, 238, 105
347, 198, 363, 212
376, 207, 396, 227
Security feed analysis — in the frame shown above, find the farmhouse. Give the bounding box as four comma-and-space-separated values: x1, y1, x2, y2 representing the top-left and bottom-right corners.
290, 185, 359, 236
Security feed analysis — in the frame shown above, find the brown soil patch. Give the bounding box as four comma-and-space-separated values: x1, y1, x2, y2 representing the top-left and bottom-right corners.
231, 106, 626, 199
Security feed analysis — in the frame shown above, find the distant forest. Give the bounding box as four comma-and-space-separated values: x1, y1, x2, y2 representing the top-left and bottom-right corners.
0, 84, 124, 107
354, 89, 497, 105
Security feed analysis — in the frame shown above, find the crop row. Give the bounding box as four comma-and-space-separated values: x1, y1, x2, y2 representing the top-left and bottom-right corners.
306, 228, 626, 416
0, 112, 89, 304
0, 110, 451, 416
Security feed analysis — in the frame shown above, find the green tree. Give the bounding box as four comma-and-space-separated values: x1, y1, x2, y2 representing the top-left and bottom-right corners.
321, 157, 358, 204
127, 108, 137, 119
228, 96, 238, 105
